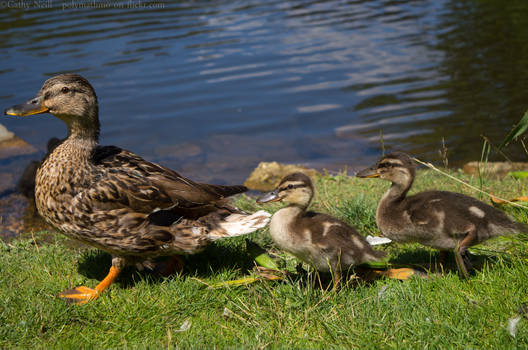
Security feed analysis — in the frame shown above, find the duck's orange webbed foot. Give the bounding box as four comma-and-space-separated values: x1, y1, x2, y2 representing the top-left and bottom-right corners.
59, 286, 100, 305
59, 266, 122, 305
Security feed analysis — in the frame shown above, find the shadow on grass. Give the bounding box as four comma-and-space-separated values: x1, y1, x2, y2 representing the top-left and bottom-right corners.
75, 241, 256, 289
184, 242, 257, 277
389, 248, 504, 277
74, 240, 515, 290
75, 246, 374, 292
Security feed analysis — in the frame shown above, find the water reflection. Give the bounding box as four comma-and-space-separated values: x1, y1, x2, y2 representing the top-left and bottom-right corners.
1, 0, 528, 237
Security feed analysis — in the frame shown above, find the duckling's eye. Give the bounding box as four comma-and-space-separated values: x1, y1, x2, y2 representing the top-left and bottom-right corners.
287, 184, 293, 189
61, 87, 70, 94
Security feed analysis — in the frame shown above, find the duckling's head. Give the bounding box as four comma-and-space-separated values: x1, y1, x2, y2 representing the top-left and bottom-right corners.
356, 152, 416, 186
5, 74, 99, 139
257, 172, 314, 208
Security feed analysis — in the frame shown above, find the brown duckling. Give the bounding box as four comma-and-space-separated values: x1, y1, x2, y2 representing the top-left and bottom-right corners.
257, 172, 386, 287
4, 74, 270, 304
356, 152, 527, 278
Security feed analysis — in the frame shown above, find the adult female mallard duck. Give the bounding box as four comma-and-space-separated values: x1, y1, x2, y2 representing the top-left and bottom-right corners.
257, 172, 386, 287
4, 74, 270, 304
356, 152, 527, 278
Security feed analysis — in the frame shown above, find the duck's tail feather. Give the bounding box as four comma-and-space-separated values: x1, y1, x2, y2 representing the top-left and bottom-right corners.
208, 210, 271, 240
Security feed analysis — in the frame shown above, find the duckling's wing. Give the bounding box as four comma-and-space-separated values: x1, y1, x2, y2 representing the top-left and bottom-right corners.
93, 146, 247, 209
405, 195, 437, 226
301, 212, 385, 259
404, 191, 478, 230
406, 191, 527, 234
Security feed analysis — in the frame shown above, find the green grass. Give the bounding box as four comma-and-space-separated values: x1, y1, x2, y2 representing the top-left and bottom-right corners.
1, 170, 528, 349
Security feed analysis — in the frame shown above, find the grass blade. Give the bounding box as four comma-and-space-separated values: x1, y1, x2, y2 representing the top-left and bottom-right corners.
499, 110, 528, 149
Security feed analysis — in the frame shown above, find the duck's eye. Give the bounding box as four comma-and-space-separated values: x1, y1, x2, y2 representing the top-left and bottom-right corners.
61, 87, 70, 94
287, 184, 294, 189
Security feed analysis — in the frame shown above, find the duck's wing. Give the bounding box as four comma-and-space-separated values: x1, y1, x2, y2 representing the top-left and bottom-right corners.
93, 146, 247, 209
80, 167, 176, 215
64, 146, 267, 256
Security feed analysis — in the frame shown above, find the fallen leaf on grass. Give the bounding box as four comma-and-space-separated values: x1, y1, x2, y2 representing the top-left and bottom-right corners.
490, 195, 528, 205
360, 259, 390, 269
366, 235, 392, 246
377, 285, 389, 299
175, 320, 191, 332
246, 239, 280, 270
208, 277, 260, 289
374, 268, 427, 280
508, 316, 521, 337
207, 269, 284, 289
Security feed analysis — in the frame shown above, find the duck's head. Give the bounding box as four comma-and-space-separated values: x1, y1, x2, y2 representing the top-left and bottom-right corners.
356, 152, 416, 186
4, 74, 99, 139
257, 172, 314, 208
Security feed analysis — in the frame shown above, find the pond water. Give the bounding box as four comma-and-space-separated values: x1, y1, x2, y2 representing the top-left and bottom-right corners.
1, 0, 528, 188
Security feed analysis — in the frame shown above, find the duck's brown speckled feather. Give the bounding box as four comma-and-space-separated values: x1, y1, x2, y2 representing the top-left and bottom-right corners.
35, 140, 249, 257
93, 145, 247, 212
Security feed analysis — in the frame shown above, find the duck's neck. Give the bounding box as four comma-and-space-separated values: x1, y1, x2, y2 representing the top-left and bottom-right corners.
271, 205, 304, 236
287, 193, 313, 212
381, 178, 413, 204
59, 104, 100, 141
59, 111, 100, 163
285, 204, 307, 214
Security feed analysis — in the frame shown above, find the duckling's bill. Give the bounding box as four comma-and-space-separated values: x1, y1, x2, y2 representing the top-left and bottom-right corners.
356, 166, 379, 178
257, 190, 281, 203
4, 95, 48, 117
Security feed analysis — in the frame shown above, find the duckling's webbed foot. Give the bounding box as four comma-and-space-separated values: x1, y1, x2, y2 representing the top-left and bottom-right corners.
454, 227, 477, 279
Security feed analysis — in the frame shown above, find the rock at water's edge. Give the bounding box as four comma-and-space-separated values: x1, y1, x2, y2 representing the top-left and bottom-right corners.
463, 161, 528, 178
0, 124, 15, 142
244, 161, 319, 191
0, 123, 38, 160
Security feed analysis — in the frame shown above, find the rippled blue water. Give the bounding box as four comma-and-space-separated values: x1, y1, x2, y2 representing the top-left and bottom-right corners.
1, 0, 528, 184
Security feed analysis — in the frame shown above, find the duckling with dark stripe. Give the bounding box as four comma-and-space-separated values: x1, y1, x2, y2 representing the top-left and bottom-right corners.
357, 152, 528, 278
258, 173, 386, 287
